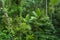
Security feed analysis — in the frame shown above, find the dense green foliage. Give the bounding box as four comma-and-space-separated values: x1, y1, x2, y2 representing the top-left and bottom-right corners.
0, 0, 60, 40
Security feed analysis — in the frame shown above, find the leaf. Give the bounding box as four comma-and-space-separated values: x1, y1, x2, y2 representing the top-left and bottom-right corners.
50, 0, 60, 5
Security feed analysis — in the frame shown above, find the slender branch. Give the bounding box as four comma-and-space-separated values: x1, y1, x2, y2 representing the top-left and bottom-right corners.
46, 0, 48, 16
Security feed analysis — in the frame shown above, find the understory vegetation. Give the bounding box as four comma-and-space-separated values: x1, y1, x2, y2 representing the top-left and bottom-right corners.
0, 0, 60, 40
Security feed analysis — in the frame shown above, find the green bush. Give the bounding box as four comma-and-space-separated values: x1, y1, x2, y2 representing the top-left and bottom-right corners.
0, 0, 60, 40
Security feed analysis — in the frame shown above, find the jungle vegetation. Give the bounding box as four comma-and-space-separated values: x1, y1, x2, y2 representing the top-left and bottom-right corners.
0, 0, 60, 40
